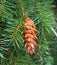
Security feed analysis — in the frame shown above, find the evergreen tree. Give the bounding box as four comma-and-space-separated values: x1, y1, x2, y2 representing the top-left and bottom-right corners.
0, 0, 55, 65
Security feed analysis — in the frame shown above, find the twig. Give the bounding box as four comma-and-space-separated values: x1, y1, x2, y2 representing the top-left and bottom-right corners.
19, 0, 27, 17
11, 18, 22, 42
40, 56, 43, 65
0, 0, 6, 17
32, 0, 44, 19
51, 27, 57, 37
32, 0, 44, 65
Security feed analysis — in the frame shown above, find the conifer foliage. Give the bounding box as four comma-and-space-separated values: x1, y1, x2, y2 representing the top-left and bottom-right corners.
0, 0, 55, 65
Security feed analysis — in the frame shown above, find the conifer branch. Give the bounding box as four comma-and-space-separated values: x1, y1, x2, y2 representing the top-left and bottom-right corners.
11, 18, 22, 42
32, 0, 44, 20
19, 0, 27, 17
0, 0, 6, 17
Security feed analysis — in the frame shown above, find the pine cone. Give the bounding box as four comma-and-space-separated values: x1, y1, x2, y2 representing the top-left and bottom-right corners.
24, 17, 37, 54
